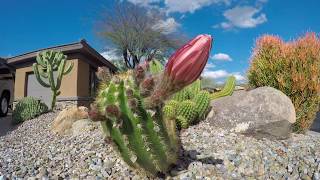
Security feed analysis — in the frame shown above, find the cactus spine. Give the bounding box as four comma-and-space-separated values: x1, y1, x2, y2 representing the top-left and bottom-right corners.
93, 70, 179, 176
211, 76, 236, 100
33, 50, 73, 109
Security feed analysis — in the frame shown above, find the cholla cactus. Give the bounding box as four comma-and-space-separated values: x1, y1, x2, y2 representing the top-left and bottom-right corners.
32, 50, 73, 109
90, 34, 213, 175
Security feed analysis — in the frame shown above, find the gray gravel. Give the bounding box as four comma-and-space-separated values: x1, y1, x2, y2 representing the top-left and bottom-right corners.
0, 112, 320, 179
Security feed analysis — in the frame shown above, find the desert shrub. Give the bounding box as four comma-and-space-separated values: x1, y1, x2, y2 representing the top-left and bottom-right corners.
248, 33, 320, 133
12, 97, 48, 124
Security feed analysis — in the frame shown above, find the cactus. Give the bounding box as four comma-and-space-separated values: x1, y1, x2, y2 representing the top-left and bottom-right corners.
90, 34, 213, 175
149, 60, 164, 75
188, 79, 201, 98
92, 72, 179, 176
193, 91, 211, 120
12, 97, 48, 124
32, 50, 73, 109
176, 100, 197, 128
211, 76, 236, 100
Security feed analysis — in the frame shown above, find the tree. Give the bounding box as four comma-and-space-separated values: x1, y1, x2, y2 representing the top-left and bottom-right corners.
97, 2, 185, 69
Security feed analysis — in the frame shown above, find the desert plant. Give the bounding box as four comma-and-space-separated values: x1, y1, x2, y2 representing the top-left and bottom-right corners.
89, 34, 212, 176
33, 50, 73, 109
149, 59, 164, 75
12, 97, 48, 124
211, 76, 236, 100
248, 33, 320, 133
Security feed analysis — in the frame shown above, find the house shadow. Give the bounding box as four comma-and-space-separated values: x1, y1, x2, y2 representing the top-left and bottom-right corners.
0, 113, 20, 137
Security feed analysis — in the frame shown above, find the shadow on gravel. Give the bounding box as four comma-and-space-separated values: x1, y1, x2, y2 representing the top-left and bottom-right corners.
163, 148, 223, 178
0, 113, 19, 137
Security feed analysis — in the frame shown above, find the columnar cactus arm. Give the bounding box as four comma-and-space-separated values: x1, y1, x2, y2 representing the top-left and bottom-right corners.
136, 92, 170, 172
153, 108, 179, 164
102, 119, 137, 168
36, 53, 47, 67
117, 81, 159, 174
63, 61, 74, 75
38, 67, 48, 78
56, 58, 66, 91
211, 76, 236, 100
32, 63, 50, 88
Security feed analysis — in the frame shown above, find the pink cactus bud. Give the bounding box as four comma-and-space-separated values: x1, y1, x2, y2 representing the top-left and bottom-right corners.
165, 34, 212, 86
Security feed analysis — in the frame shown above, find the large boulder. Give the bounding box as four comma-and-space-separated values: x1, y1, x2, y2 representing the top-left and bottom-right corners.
51, 106, 89, 135
206, 86, 296, 139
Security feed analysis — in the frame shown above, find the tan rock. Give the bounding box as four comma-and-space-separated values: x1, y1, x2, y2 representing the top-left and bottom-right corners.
71, 119, 97, 136
51, 106, 88, 135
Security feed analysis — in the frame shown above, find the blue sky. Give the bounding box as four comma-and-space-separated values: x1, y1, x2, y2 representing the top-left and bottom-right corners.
1, 0, 319, 83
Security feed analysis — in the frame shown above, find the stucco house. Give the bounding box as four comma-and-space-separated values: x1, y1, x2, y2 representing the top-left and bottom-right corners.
2, 40, 117, 108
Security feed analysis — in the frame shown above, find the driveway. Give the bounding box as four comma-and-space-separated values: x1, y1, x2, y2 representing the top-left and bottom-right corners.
0, 113, 18, 137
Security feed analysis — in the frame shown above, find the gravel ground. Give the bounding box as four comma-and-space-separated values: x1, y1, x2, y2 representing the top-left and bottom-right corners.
1, 112, 320, 179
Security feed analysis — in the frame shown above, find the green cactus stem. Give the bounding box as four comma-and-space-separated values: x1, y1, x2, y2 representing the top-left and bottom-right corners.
149, 60, 164, 75
211, 76, 236, 100
193, 91, 211, 120
176, 100, 197, 128
33, 50, 73, 109
95, 76, 179, 176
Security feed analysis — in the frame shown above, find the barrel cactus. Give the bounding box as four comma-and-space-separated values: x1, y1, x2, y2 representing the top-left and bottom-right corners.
33, 50, 74, 109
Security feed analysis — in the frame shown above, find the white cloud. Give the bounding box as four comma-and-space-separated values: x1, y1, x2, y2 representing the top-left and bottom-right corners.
233, 73, 246, 81
216, 6, 267, 29
202, 69, 246, 82
100, 49, 121, 60
203, 69, 229, 79
164, 0, 231, 14
126, 0, 161, 7
211, 53, 232, 61
152, 17, 181, 34
205, 63, 216, 69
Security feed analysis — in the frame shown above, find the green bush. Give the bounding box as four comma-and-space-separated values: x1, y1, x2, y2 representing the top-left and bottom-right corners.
248, 33, 320, 133
13, 97, 48, 124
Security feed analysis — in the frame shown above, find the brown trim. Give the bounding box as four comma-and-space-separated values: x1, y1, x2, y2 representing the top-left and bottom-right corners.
6, 40, 118, 72
14, 96, 93, 102
25, 71, 34, 97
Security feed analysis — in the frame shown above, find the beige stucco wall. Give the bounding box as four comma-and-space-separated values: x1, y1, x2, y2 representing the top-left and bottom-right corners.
77, 59, 90, 97
14, 59, 82, 100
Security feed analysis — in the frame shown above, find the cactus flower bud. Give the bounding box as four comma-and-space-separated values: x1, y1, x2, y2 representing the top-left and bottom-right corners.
134, 65, 145, 84
165, 34, 212, 87
89, 104, 106, 122
105, 104, 120, 118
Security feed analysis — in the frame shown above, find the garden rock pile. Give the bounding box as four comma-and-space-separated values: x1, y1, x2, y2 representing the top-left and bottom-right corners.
1, 111, 320, 179
207, 86, 296, 140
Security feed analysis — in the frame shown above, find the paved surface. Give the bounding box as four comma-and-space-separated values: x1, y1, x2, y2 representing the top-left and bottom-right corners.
0, 113, 18, 137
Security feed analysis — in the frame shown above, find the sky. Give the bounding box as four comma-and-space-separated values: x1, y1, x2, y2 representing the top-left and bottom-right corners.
1, 0, 320, 83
